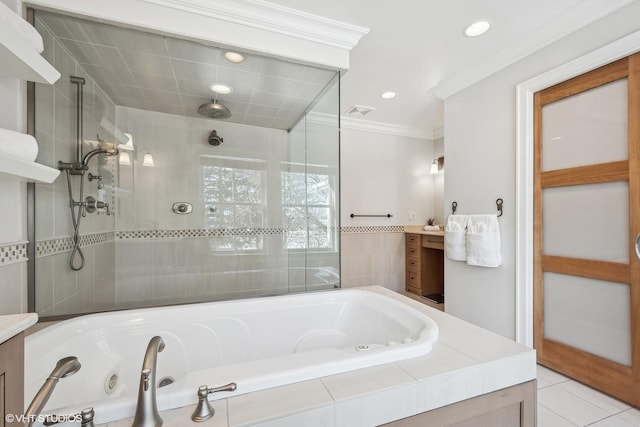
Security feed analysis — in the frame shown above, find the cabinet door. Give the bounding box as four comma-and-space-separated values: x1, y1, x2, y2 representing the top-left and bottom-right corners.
0, 333, 25, 426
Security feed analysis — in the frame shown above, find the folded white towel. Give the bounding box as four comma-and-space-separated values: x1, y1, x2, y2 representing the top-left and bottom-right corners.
0, 1, 44, 53
445, 215, 468, 261
0, 128, 39, 162
466, 214, 501, 267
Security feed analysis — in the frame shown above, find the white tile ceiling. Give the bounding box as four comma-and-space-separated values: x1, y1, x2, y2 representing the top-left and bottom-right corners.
36, 10, 338, 130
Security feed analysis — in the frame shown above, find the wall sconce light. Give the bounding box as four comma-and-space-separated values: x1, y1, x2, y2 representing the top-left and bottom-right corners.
142, 152, 155, 167
430, 156, 444, 174
119, 152, 131, 166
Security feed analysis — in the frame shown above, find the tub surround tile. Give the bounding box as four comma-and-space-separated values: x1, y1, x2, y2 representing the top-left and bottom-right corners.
104, 400, 228, 427
0, 313, 37, 344
397, 341, 478, 379
248, 405, 334, 427
227, 379, 333, 426
332, 382, 418, 427
413, 364, 483, 414
321, 363, 416, 401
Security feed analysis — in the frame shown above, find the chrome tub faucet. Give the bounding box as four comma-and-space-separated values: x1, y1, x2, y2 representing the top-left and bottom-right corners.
132, 336, 165, 427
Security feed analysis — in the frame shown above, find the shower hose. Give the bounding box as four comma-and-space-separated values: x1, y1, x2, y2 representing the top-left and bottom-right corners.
65, 168, 85, 271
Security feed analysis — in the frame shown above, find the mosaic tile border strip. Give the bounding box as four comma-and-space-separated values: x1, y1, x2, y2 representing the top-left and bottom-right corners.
0, 242, 28, 266
340, 225, 405, 233
35, 225, 404, 257
36, 232, 115, 258
116, 228, 287, 239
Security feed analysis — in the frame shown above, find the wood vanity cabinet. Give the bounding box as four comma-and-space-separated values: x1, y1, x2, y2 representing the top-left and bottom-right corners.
0, 333, 25, 427
405, 233, 444, 308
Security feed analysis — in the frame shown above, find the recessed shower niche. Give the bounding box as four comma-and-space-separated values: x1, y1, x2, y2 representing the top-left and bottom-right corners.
29, 9, 340, 319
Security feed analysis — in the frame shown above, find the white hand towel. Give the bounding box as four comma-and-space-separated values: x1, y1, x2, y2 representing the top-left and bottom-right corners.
445, 215, 468, 261
0, 1, 44, 53
0, 128, 39, 162
466, 214, 501, 267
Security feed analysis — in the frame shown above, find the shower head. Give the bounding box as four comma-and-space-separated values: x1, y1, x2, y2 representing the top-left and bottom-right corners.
82, 144, 119, 166
198, 100, 232, 119
50, 356, 81, 379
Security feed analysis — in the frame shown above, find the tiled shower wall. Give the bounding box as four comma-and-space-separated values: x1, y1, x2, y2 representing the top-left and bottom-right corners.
113, 107, 339, 307
34, 19, 117, 316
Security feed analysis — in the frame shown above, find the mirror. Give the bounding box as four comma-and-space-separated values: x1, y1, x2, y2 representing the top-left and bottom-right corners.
31, 9, 340, 319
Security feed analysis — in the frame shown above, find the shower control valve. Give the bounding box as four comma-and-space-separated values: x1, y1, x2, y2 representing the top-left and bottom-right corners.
84, 196, 112, 216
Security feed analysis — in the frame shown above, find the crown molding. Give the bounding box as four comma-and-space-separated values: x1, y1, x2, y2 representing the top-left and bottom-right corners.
432, 127, 444, 139
140, 0, 369, 50
433, 0, 633, 99
340, 116, 432, 140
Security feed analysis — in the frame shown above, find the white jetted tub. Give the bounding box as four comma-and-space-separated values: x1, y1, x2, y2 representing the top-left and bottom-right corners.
25, 286, 439, 425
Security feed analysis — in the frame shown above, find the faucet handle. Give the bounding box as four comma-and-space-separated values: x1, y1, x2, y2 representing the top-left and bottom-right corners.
43, 407, 95, 427
141, 368, 152, 391
191, 382, 237, 422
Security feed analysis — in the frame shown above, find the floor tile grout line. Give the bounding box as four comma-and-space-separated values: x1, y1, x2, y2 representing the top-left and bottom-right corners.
538, 401, 580, 426
555, 380, 631, 416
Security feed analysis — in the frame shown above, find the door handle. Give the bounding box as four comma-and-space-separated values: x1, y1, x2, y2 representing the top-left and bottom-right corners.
635, 232, 640, 260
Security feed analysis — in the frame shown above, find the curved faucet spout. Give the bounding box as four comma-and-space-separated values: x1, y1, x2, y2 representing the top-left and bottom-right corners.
132, 336, 165, 427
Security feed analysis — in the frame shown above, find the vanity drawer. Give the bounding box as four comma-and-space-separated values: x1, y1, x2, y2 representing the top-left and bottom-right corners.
422, 235, 444, 250
406, 257, 420, 270
406, 267, 421, 287
406, 244, 421, 259
406, 234, 420, 246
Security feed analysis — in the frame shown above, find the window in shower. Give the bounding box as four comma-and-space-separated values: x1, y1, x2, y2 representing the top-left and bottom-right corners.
282, 163, 336, 250
202, 156, 267, 251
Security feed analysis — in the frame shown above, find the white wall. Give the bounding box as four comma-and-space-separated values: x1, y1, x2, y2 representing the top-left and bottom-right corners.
340, 127, 437, 292
443, 1, 640, 339
340, 128, 435, 226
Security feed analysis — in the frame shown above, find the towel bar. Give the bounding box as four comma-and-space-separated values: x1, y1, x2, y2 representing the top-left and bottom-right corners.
350, 213, 392, 218
450, 199, 503, 217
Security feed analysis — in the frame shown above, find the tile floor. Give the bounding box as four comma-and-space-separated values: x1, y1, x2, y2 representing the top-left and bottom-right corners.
537, 364, 640, 426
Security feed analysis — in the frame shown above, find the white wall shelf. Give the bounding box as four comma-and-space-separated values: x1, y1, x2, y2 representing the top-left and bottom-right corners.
0, 151, 59, 183
0, 15, 60, 84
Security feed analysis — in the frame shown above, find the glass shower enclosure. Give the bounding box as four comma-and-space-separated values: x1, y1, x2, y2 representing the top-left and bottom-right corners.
30, 9, 340, 319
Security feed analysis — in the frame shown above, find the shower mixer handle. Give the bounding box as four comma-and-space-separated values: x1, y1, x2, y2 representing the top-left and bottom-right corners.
84, 196, 112, 215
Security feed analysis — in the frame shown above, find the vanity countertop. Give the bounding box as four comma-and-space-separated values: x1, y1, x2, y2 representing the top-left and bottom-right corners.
404, 225, 444, 237
0, 313, 37, 344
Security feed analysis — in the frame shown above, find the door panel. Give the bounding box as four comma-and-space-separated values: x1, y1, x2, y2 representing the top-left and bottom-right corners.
543, 272, 631, 366
541, 79, 628, 171
542, 182, 629, 262
534, 52, 640, 406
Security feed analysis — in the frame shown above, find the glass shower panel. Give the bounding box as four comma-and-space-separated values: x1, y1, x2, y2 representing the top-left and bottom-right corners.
542, 182, 629, 263
544, 272, 631, 366
541, 79, 628, 172
286, 74, 340, 292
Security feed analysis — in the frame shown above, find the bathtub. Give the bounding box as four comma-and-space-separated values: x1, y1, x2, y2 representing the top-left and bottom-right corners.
25, 286, 438, 425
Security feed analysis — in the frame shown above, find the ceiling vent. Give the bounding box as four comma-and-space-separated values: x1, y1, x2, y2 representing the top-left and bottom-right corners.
347, 105, 376, 116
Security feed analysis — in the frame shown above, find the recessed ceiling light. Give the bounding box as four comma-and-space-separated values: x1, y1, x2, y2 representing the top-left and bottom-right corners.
464, 20, 491, 37
210, 84, 233, 95
224, 51, 245, 64
381, 91, 396, 99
